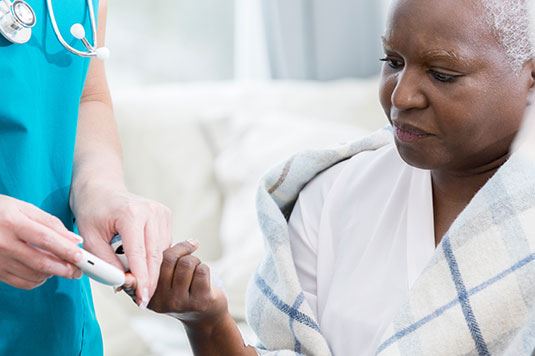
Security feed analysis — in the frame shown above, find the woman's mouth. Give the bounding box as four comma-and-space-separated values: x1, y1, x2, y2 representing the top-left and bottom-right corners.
393, 122, 432, 143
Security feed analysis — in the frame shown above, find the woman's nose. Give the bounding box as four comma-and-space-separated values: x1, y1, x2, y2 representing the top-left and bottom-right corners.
391, 69, 427, 112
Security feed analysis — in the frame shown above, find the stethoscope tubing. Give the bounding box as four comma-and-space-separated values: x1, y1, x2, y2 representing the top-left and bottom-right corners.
46, 0, 98, 58
0, 0, 102, 58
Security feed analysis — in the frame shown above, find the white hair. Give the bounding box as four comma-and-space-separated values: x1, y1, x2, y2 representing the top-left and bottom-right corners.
480, 0, 534, 71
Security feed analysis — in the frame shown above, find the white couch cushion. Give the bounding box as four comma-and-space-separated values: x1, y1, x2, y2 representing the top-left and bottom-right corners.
204, 112, 371, 318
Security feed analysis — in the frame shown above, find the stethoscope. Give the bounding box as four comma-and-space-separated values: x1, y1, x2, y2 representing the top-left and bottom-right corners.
0, 0, 109, 60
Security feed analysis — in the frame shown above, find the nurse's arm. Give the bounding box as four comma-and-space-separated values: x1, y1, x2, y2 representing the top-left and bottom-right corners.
70, 0, 172, 307
73, 0, 122, 194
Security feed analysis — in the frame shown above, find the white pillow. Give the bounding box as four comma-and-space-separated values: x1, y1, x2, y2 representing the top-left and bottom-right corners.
114, 89, 225, 261
205, 112, 370, 319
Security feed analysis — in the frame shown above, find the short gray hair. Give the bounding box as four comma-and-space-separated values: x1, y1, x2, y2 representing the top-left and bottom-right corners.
481, 0, 534, 71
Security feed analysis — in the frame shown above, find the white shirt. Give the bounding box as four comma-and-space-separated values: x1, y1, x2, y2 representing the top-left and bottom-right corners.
288, 144, 436, 355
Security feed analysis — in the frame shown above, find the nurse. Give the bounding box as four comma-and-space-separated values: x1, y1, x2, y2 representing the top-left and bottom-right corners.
0, 0, 172, 355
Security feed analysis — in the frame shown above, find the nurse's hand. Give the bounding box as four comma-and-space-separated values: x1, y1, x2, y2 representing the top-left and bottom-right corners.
71, 184, 172, 308
0, 195, 83, 289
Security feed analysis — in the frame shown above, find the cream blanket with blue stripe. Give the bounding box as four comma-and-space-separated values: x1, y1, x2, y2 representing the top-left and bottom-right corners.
246, 129, 535, 355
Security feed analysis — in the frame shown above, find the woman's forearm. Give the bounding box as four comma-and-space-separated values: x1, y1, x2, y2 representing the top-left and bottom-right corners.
184, 312, 257, 356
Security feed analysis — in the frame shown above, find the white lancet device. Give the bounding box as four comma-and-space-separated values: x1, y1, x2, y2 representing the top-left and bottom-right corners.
75, 243, 126, 287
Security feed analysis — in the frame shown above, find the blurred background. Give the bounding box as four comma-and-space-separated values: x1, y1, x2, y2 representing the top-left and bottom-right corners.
92, 0, 392, 355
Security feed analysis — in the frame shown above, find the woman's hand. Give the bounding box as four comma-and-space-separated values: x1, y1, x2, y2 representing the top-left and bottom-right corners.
147, 242, 257, 356
147, 241, 228, 328
70, 182, 172, 308
0, 195, 83, 289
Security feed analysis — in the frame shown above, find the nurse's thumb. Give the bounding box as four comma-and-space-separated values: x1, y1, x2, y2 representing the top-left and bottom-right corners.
82, 234, 125, 271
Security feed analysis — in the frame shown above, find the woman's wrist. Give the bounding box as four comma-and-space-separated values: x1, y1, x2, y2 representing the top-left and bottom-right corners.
183, 311, 256, 356
182, 309, 231, 336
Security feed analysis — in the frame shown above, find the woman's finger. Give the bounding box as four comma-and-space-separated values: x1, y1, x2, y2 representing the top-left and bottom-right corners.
162, 241, 199, 291
123, 272, 137, 290
160, 247, 180, 290
190, 263, 211, 299
168, 241, 199, 258
172, 255, 201, 299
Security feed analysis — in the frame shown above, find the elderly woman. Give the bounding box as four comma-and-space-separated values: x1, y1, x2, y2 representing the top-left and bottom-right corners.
144, 0, 535, 355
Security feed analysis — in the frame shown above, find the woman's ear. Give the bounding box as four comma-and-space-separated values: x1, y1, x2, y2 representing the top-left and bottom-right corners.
529, 58, 535, 90
524, 59, 535, 106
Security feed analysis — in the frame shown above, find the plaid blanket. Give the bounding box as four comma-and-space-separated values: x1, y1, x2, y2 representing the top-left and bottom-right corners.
245, 128, 535, 356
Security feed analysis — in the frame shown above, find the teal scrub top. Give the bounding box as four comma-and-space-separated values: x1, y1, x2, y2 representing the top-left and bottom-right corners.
0, 1, 103, 355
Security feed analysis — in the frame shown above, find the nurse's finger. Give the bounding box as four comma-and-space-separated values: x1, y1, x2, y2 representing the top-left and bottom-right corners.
11, 241, 81, 279
172, 255, 201, 298
145, 220, 163, 298
13, 215, 82, 266
1, 270, 48, 290
82, 230, 125, 271
6, 259, 50, 283
19, 203, 83, 244
119, 223, 149, 308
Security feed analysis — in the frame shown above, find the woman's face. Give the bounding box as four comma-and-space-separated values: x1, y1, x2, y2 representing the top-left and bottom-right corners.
379, 0, 534, 172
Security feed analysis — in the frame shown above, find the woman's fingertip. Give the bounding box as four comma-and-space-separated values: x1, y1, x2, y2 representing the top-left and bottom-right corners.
124, 274, 137, 289
186, 239, 199, 248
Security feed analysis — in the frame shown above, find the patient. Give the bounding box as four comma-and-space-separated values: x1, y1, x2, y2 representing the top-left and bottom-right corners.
145, 0, 535, 354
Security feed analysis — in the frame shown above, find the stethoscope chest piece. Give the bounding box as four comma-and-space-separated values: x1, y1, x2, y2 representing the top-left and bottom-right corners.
0, 0, 108, 60
0, 0, 36, 44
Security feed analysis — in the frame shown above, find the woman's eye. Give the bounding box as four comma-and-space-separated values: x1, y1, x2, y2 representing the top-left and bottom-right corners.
429, 69, 458, 83
380, 57, 403, 69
